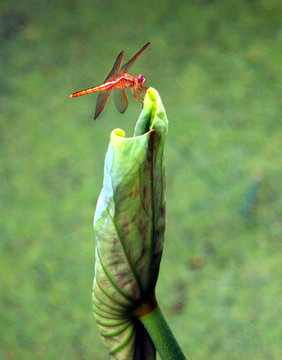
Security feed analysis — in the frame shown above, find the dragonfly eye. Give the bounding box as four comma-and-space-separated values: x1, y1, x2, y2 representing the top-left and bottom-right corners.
137, 74, 145, 85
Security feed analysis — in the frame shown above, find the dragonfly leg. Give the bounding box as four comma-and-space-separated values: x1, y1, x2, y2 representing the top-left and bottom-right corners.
131, 88, 144, 105
134, 90, 145, 101
136, 89, 146, 95
136, 85, 147, 94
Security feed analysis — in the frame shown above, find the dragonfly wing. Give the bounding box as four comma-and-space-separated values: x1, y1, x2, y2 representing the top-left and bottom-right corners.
94, 89, 112, 120
104, 51, 124, 81
114, 88, 128, 114
120, 42, 150, 74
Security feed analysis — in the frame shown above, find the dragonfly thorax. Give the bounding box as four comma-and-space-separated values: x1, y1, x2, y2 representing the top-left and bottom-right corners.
137, 74, 146, 86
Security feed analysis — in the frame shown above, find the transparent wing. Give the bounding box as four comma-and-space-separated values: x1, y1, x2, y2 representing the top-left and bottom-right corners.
94, 90, 112, 120
114, 88, 128, 114
104, 51, 124, 81
120, 42, 150, 74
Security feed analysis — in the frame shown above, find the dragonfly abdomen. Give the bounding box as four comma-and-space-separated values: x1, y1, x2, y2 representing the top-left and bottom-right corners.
70, 76, 135, 98
70, 83, 113, 98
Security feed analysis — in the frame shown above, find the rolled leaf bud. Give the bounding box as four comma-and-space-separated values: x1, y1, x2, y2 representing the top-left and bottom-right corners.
93, 88, 168, 359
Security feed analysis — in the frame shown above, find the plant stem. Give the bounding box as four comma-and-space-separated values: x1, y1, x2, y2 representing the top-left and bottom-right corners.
139, 304, 186, 360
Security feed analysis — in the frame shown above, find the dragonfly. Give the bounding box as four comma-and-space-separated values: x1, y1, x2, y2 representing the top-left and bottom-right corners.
70, 42, 150, 120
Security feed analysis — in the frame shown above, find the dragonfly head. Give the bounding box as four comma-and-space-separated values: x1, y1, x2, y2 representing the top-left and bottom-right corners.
137, 74, 146, 86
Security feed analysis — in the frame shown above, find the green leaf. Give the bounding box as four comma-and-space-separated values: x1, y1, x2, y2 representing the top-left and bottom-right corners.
93, 88, 168, 360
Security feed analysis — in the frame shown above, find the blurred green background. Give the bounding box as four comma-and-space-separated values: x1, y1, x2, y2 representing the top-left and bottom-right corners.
1, 0, 281, 359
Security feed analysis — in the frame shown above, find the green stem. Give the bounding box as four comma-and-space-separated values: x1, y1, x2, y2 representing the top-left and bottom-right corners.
139, 304, 186, 360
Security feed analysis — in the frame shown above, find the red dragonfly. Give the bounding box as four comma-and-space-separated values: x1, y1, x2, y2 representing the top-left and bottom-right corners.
70, 42, 150, 120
